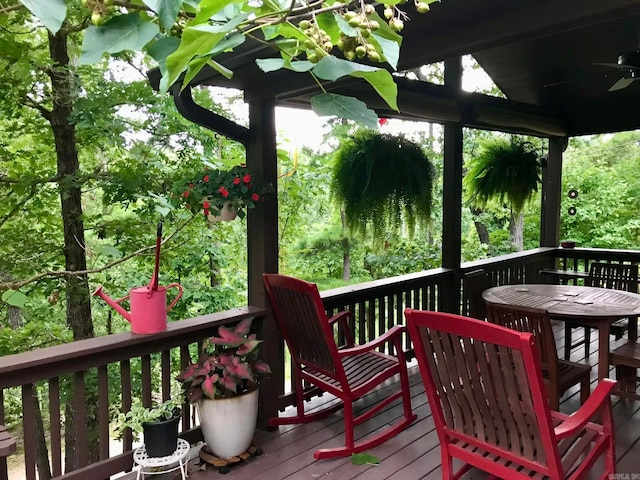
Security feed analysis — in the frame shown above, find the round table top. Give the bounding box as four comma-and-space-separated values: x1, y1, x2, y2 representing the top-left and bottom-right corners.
482, 284, 640, 319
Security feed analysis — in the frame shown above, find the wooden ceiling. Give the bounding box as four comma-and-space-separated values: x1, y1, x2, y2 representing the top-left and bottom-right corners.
153, 0, 640, 137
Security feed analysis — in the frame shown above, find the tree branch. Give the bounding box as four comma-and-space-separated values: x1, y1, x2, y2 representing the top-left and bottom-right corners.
24, 94, 52, 121
0, 216, 197, 291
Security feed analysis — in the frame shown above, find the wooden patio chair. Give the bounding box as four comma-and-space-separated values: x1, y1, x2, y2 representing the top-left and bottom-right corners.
262, 273, 417, 460
463, 268, 490, 319
564, 261, 638, 360
405, 309, 617, 480
0, 424, 16, 458
485, 302, 591, 410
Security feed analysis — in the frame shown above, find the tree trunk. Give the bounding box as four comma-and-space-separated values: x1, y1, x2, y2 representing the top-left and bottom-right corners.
0, 273, 23, 328
33, 390, 52, 480
470, 207, 490, 244
47, 29, 98, 471
510, 209, 524, 251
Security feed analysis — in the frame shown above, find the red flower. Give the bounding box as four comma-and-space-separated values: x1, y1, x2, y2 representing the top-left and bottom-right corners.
203, 175, 210, 183
183, 191, 190, 198
233, 177, 240, 185
219, 186, 229, 198
189, 183, 195, 189
243, 174, 251, 184
251, 193, 260, 201
203, 201, 210, 209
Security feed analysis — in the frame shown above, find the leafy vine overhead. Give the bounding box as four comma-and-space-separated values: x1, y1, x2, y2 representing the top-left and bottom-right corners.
16, 0, 441, 127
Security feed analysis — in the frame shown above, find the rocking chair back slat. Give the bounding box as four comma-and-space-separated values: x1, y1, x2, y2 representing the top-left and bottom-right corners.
405, 309, 617, 480
269, 284, 337, 375
417, 325, 546, 464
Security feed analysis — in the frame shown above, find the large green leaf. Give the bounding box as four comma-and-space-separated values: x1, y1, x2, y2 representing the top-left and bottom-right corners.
369, 33, 399, 70
196, 0, 241, 22
79, 14, 159, 65
350, 69, 398, 111
312, 57, 398, 110
147, 36, 181, 92
165, 14, 248, 91
142, 0, 182, 31
316, 12, 340, 43
312, 56, 379, 82
19, 0, 66, 34
256, 58, 314, 73
2, 289, 27, 308
311, 93, 378, 129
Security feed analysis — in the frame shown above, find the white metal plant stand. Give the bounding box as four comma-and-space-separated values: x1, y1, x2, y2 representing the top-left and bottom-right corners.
133, 438, 190, 480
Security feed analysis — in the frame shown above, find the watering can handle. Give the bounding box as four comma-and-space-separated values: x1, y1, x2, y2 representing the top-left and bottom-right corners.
165, 283, 183, 312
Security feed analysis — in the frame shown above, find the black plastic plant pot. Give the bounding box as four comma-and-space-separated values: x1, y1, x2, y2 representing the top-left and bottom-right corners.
142, 411, 180, 458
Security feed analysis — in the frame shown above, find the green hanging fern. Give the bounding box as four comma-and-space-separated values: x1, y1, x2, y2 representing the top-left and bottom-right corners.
331, 130, 435, 242
465, 137, 541, 214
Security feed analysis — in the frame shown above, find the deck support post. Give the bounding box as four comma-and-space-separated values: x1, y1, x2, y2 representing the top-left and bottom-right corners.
540, 136, 566, 248
442, 57, 464, 314
246, 96, 283, 429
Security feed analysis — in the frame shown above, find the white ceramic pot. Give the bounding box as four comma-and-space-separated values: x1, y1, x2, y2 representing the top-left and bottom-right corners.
197, 387, 259, 459
206, 202, 238, 222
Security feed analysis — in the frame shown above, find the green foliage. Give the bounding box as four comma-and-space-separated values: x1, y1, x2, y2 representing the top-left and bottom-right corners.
560, 133, 640, 248
17, 0, 443, 126
114, 397, 180, 438
465, 137, 541, 214
364, 237, 440, 279
331, 130, 435, 243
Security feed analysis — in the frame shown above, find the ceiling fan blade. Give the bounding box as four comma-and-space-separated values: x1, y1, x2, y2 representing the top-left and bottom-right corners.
609, 77, 635, 91
595, 62, 640, 71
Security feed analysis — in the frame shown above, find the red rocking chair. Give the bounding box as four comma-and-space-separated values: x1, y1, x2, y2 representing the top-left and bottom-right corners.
263, 274, 417, 459
405, 309, 616, 480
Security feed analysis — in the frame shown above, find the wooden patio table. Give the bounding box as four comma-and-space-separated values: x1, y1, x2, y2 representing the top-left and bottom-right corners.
482, 284, 640, 383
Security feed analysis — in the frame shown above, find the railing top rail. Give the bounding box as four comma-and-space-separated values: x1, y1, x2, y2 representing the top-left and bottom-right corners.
551, 247, 640, 259
461, 248, 555, 271
0, 306, 266, 389
320, 267, 454, 302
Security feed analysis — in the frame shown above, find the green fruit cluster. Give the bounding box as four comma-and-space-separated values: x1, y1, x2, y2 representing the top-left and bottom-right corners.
299, 19, 333, 63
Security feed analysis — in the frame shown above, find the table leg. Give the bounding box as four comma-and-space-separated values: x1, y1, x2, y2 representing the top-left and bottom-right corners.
597, 323, 611, 381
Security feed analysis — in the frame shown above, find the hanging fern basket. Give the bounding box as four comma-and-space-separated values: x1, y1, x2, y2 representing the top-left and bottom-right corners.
464, 137, 541, 214
331, 130, 435, 243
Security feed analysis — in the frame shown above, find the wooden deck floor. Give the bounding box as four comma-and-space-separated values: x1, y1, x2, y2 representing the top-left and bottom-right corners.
185, 322, 640, 480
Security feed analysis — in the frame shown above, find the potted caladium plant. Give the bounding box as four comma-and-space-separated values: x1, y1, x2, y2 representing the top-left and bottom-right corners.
176, 318, 271, 459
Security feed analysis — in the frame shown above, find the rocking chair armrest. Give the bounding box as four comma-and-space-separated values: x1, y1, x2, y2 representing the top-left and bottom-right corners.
554, 378, 617, 439
328, 311, 355, 346
338, 325, 407, 357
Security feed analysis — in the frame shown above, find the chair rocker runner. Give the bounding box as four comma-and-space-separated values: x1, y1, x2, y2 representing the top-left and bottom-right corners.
263, 274, 417, 460
405, 309, 617, 480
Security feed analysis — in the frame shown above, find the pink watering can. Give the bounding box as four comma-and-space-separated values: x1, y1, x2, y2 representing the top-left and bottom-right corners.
93, 223, 183, 334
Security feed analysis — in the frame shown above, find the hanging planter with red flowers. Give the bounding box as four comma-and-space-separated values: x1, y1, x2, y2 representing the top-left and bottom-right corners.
173, 165, 273, 222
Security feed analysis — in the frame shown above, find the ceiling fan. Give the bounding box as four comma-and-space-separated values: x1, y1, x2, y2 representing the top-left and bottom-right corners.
596, 50, 640, 91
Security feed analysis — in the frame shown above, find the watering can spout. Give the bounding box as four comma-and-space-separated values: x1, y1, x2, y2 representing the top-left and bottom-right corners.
92, 285, 132, 323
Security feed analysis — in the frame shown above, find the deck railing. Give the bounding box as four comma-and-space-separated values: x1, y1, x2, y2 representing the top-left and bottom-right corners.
0, 307, 266, 480
3, 247, 640, 479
